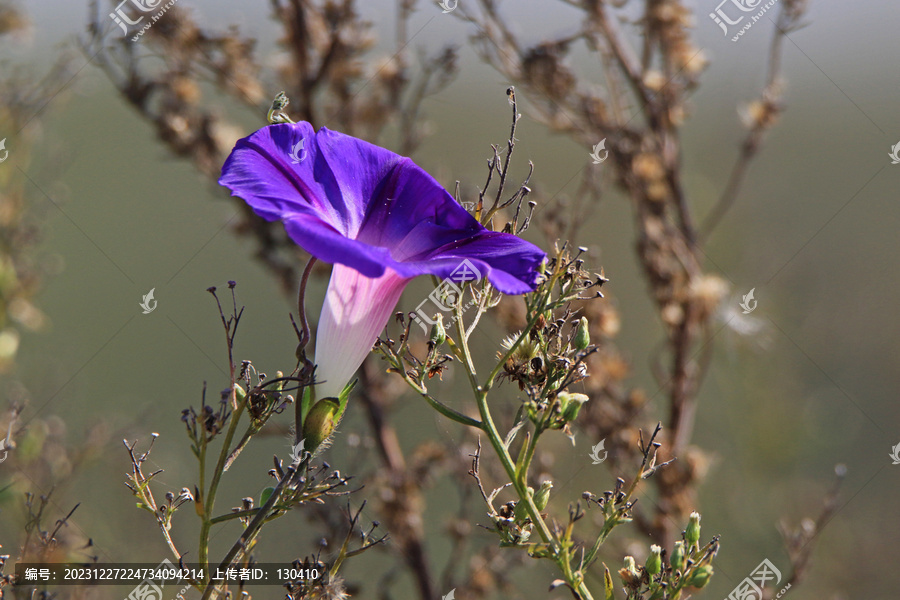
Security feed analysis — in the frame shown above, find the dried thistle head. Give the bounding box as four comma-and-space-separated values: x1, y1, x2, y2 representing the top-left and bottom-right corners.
499, 330, 539, 363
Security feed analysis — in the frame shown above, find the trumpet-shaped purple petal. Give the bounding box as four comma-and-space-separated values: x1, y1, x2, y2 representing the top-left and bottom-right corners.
219, 122, 546, 397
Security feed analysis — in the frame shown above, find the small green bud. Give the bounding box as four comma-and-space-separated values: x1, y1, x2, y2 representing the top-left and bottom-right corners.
671, 540, 686, 571
533, 481, 553, 511
273, 371, 284, 391
645, 544, 662, 576
688, 564, 713, 588
302, 398, 340, 454
429, 314, 446, 347
685, 511, 701, 550
574, 316, 590, 350
512, 481, 551, 523
559, 392, 589, 422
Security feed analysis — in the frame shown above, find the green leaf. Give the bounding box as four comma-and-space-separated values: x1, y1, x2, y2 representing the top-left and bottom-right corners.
514, 431, 531, 480
260, 486, 276, 507
603, 563, 615, 600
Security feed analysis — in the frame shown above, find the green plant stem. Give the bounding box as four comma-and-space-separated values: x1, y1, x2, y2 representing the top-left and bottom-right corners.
197, 430, 208, 580
200, 456, 308, 600
399, 371, 482, 428
208, 507, 291, 525
476, 367, 594, 600
476, 386, 554, 544
451, 291, 594, 600
518, 423, 542, 488
451, 306, 554, 537
198, 385, 247, 584
585, 465, 646, 569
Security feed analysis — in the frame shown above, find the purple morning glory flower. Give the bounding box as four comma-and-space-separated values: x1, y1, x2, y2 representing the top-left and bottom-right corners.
219, 122, 546, 398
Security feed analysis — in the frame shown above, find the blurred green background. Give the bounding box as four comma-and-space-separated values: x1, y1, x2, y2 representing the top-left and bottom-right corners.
2, 0, 899, 598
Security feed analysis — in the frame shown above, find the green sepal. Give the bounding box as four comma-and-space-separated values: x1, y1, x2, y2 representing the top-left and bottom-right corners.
334, 378, 357, 424
688, 565, 713, 588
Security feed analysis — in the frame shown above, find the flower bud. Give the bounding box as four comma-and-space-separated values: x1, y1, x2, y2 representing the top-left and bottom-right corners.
645, 544, 662, 576
618, 556, 642, 587
429, 314, 446, 347
533, 481, 553, 511
671, 540, 686, 571
685, 511, 701, 550
574, 316, 590, 350
688, 564, 713, 588
559, 392, 589, 422
302, 398, 340, 454
512, 481, 552, 524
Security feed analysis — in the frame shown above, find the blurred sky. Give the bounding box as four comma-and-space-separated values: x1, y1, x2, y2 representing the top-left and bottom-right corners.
3, 1, 900, 598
